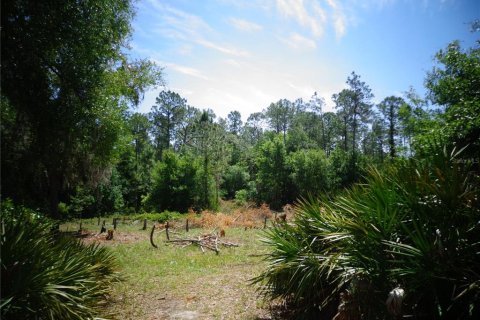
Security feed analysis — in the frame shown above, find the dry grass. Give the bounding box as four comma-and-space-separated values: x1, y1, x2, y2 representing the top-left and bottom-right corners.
186, 204, 275, 231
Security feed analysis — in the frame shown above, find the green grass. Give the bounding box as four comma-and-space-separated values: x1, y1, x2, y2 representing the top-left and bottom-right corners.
60, 219, 271, 319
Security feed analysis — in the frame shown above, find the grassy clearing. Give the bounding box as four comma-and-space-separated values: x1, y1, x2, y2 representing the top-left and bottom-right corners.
60, 212, 276, 319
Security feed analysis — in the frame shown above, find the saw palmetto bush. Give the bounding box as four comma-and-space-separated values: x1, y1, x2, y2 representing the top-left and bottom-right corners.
1, 201, 119, 319
254, 146, 479, 319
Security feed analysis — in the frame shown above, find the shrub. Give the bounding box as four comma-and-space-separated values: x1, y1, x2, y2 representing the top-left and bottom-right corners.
131, 210, 182, 223
234, 189, 248, 205
289, 149, 329, 197
222, 165, 250, 199
1, 201, 118, 319
145, 150, 198, 212
254, 146, 480, 319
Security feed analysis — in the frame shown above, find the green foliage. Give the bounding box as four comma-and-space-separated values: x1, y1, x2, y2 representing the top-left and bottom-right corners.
327, 148, 358, 189
265, 99, 295, 141
57, 202, 69, 216
1, 201, 118, 319
289, 149, 330, 197
255, 145, 480, 318
425, 40, 480, 153
115, 112, 156, 212
145, 150, 198, 212
69, 186, 95, 218
256, 135, 293, 209
130, 211, 182, 222
222, 165, 250, 199
150, 90, 187, 158
1, 0, 161, 217
98, 168, 125, 214
234, 189, 248, 205
378, 96, 406, 159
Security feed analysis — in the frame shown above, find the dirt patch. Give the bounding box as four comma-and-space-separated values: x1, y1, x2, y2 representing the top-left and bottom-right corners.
105, 262, 277, 319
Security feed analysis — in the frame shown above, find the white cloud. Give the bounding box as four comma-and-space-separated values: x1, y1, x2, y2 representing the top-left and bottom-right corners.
333, 13, 347, 38
325, 0, 348, 39
148, 57, 210, 81
196, 39, 250, 57
167, 63, 210, 81
135, 0, 354, 119
147, 1, 249, 57
147, 0, 213, 37
228, 17, 263, 32
280, 32, 317, 50
275, 0, 326, 38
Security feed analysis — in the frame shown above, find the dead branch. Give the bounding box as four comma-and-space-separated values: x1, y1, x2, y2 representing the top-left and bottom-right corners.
166, 233, 239, 254
150, 224, 158, 248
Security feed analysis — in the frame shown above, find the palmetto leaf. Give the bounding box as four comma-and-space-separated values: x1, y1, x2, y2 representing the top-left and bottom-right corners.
1, 206, 118, 319
254, 144, 480, 319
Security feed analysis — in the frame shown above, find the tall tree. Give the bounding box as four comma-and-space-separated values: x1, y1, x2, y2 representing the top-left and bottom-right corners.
345, 72, 374, 155
399, 87, 431, 156
227, 110, 243, 135
322, 112, 341, 156
363, 114, 386, 163
425, 40, 480, 153
189, 110, 228, 209
1, 0, 161, 217
308, 92, 327, 151
256, 135, 292, 209
378, 96, 406, 159
117, 113, 155, 211
175, 105, 201, 150
243, 112, 265, 146
332, 89, 354, 152
265, 99, 295, 143
150, 90, 186, 158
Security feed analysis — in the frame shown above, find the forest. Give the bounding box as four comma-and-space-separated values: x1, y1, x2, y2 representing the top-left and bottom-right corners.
1, 0, 479, 319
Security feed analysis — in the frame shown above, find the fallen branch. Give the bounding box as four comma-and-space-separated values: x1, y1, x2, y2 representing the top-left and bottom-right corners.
166, 233, 239, 254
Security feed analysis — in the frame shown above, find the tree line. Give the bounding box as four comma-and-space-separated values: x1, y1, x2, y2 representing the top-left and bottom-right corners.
2, 0, 478, 218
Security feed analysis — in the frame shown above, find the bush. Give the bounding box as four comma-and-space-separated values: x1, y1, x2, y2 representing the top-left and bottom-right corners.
145, 150, 198, 212
222, 164, 250, 199
131, 210, 182, 223
289, 149, 329, 197
1, 201, 118, 319
254, 146, 480, 319
234, 189, 248, 205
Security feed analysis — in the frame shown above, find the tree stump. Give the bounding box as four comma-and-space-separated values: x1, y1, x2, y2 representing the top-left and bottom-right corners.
100, 220, 106, 234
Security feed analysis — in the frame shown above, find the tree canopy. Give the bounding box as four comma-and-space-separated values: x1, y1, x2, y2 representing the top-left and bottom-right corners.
1, 0, 161, 217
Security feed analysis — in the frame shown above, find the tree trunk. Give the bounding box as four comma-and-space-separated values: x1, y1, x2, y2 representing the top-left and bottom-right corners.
202, 154, 209, 208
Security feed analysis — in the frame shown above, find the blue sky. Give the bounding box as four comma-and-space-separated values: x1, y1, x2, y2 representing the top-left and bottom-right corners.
131, 0, 479, 120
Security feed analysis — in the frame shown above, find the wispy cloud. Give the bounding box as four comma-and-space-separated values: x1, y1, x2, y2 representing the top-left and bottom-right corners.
275, 0, 326, 38
228, 17, 263, 32
280, 32, 316, 50
166, 63, 209, 81
196, 39, 250, 57
325, 0, 347, 39
272, 0, 351, 39
147, 0, 249, 57
146, 55, 210, 81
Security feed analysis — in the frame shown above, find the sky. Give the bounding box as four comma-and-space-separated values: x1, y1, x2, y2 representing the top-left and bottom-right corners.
130, 0, 479, 120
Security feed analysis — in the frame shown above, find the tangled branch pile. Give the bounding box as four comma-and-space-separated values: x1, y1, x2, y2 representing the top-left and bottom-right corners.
167, 233, 239, 254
